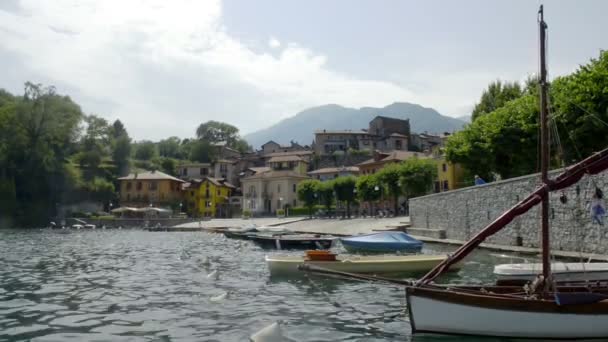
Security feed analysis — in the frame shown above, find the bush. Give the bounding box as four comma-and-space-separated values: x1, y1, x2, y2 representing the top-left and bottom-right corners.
288, 205, 333, 216
276, 209, 285, 217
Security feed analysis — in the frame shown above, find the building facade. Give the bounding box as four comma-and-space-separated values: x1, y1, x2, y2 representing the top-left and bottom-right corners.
241, 157, 310, 215
179, 163, 212, 180
183, 177, 236, 218
118, 170, 184, 207
435, 158, 465, 192
357, 150, 427, 175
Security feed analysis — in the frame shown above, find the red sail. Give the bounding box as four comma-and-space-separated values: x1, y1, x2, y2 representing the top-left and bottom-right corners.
417, 148, 608, 285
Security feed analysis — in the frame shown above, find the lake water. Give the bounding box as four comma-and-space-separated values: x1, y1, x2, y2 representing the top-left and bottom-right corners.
0, 229, 532, 341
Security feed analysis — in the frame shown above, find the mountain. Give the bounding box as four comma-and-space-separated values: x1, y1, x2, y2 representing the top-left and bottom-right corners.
244, 102, 467, 148
456, 115, 471, 123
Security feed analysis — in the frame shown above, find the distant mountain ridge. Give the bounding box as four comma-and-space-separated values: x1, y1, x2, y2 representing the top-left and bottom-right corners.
244, 102, 467, 148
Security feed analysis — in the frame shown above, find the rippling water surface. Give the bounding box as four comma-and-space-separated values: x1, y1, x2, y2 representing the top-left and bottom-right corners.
0, 229, 528, 341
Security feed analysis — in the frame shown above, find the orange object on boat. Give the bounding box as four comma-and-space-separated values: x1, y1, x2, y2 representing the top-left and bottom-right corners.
305, 250, 337, 261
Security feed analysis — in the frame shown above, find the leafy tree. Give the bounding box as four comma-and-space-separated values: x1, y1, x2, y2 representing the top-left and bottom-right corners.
110, 119, 127, 139
196, 120, 239, 144
158, 136, 182, 158
471, 80, 523, 121
551, 50, 608, 161
160, 158, 177, 176
400, 158, 437, 198
315, 181, 334, 218
332, 176, 356, 218
297, 179, 320, 218
377, 163, 404, 216
134, 140, 156, 160
112, 134, 131, 176
189, 140, 216, 163
355, 174, 381, 216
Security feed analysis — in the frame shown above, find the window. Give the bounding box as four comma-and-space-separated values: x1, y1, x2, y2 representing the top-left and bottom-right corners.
217, 189, 220, 196
149, 182, 158, 191
182, 168, 187, 175
126, 182, 132, 190
277, 184, 281, 193
190, 191, 194, 196
200, 168, 208, 176
443, 180, 449, 191
136, 182, 142, 191
220, 164, 228, 172
293, 199, 297, 207
205, 189, 210, 198
396, 140, 402, 150
292, 184, 296, 192
126, 194, 130, 201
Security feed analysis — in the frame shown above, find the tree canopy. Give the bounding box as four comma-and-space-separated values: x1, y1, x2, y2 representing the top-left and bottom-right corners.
471, 80, 523, 121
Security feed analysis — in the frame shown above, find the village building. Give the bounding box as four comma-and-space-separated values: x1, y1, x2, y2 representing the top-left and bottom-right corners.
308, 166, 360, 181
178, 163, 212, 180
357, 150, 427, 175
117, 170, 184, 207
240, 155, 310, 215
182, 177, 236, 218
313, 116, 411, 155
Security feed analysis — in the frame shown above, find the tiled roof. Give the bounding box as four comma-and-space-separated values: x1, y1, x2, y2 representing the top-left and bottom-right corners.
314, 129, 369, 135
265, 150, 313, 157
357, 151, 427, 166
242, 170, 310, 180
308, 166, 360, 175
118, 170, 185, 182
268, 155, 307, 163
247, 167, 272, 174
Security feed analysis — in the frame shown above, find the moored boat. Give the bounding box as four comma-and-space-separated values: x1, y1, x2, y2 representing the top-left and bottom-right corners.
494, 262, 608, 285
340, 232, 422, 253
267, 252, 453, 276
404, 7, 608, 339
251, 234, 336, 250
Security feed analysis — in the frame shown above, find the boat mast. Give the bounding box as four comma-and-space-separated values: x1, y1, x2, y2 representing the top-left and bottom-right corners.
538, 5, 551, 282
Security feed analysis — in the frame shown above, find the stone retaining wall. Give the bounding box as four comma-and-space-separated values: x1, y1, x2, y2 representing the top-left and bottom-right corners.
409, 170, 608, 254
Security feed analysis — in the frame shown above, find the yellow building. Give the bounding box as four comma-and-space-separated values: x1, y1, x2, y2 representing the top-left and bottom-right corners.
184, 177, 236, 218
118, 170, 184, 207
436, 158, 465, 192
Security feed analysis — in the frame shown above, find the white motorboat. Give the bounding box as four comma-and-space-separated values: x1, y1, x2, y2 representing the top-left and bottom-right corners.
494, 262, 608, 284
266, 252, 453, 276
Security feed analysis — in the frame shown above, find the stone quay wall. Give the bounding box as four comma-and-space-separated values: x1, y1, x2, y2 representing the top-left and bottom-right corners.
410, 170, 608, 254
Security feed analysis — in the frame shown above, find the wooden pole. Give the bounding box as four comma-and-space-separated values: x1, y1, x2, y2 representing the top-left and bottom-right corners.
538, 5, 551, 282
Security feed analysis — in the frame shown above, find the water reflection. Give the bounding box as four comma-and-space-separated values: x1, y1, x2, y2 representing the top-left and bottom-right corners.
0, 229, 524, 341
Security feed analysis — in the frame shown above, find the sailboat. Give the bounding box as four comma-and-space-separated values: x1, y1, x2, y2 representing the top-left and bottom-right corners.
405, 6, 608, 339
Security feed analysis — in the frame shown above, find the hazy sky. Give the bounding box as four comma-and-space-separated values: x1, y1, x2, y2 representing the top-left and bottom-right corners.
0, 0, 606, 140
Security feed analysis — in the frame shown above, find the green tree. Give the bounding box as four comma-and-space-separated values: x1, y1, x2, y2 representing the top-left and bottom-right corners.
196, 121, 239, 144
315, 181, 334, 218
377, 163, 404, 216
551, 50, 608, 161
134, 140, 156, 160
471, 80, 523, 121
112, 134, 131, 176
400, 158, 437, 198
160, 158, 177, 176
332, 176, 356, 218
158, 136, 182, 158
297, 179, 320, 218
189, 140, 216, 163
355, 174, 381, 216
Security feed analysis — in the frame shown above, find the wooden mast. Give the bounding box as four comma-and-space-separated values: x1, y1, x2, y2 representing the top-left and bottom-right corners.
538, 5, 551, 283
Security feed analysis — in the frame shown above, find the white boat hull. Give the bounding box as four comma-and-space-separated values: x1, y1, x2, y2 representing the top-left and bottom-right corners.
266, 254, 450, 276
495, 262, 608, 283
407, 287, 608, 339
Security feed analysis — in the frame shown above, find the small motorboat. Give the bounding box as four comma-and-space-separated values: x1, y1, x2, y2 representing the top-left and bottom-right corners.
251, 234, 336, 250
255, 225, 289, 234
494, 262, 608, 285
266, 251, 454, 276
340, 232, 423, 253
223, 224, 259, 239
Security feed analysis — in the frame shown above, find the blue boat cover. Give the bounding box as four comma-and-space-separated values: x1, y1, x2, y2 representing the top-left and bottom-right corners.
340, 232, 423, 252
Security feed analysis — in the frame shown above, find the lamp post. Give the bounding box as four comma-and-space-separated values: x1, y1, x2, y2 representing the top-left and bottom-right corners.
352, 188, 357, 217
374, 185, 381, 217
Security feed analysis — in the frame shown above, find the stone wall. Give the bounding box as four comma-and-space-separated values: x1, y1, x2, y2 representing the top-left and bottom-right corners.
409, 170, 608, 254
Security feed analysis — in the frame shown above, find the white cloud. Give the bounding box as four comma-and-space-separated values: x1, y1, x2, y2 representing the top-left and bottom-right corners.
0, 0, 416, 140
268, 37, 281, 49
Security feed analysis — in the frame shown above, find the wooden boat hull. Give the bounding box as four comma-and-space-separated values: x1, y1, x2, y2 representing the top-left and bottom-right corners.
251, 235, 335, 250
495, 262, 608, 284
406, 286, 608, 339
267, 254, 450, 275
